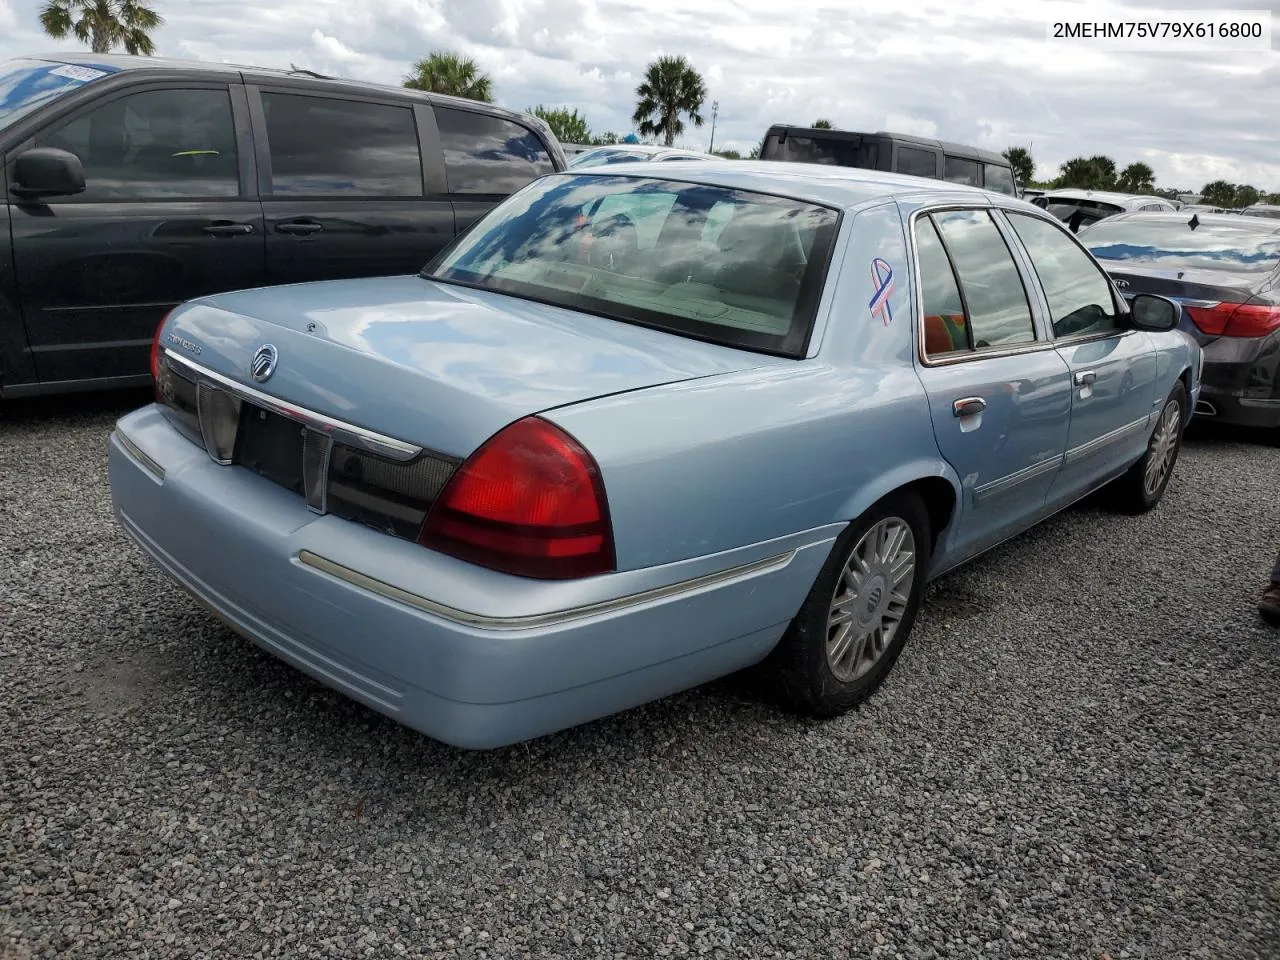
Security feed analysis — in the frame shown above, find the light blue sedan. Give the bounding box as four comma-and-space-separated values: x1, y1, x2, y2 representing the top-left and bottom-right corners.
109, 162, 1201, 749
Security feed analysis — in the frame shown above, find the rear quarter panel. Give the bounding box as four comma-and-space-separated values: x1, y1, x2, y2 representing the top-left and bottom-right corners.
546, 200, 960, 572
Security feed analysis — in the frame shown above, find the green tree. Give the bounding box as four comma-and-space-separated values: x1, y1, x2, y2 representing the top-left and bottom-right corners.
1056, 155, 1117, 190
1234, 184, 1261, 208
812, 119, 833, 129
1265, 192, 1280, 205
1116, 161, 1156, 194
632, 55, 707, 147
403, 52, 493, 102
528, 105, 590, 144
747, 144, 760, 159
40, 0, 163, 55
1002, 146, 1034, 187
591, 131, 621, 145
711, 148, 741, 159
1200, 180, 1237, 207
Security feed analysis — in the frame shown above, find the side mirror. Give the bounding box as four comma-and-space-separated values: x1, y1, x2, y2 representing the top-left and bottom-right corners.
10, 147, 86, 200
1129, 293, 1181, 332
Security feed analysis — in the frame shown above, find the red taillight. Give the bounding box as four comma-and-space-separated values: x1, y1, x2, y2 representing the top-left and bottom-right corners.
419, 416, 615, 580
149, 312, 169, 381
1185, 301, 1280, 338
1223, 304, 1280, 339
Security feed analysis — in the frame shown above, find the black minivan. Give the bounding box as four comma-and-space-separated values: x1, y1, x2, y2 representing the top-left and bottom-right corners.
0, 54, 567, 397
759, 125, 1018, 197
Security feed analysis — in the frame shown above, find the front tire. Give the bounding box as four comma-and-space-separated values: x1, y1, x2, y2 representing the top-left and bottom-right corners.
770, 492, 931, 718
1111, 381, 1187, 514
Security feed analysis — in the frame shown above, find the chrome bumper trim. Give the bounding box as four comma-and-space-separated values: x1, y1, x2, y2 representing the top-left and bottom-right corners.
297, 549, 798, 631
162, 349, 423, 462
113, 428, 165, 481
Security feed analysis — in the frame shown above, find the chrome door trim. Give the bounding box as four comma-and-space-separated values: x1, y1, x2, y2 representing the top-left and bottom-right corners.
973, 454, 1062, 504
1063, 414, 1151, 465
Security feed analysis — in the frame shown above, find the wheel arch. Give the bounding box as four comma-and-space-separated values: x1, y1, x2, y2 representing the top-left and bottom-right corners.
833, 459, 962, 555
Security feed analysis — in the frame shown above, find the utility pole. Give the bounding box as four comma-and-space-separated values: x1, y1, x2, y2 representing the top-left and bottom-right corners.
708, 100, 719, 154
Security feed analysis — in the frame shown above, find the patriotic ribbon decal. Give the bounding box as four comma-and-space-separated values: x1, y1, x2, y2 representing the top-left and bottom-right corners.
869, 257, 895, 326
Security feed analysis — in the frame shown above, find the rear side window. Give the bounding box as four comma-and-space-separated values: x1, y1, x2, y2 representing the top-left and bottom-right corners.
983, 163, 1016, 196
931, 210, 1036, 348
897, 146, 937, 179
915, 216, 971, 357
435, 107, 555, 195
262, 93, 423, 197
943, 156, 980, 187
760, 133, 881, 170
35, 87, 239, 200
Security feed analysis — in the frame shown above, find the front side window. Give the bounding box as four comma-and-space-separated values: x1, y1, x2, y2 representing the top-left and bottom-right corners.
931, 210, 1036, 348
983, 163, 1017, 196
428, 174, 840, 357
436, 107, 555, 195
1007, 212, 1119, 338
35, 87, 238, 200
897, 146, 937, 179
262, 93, 422, 197
943, 156, 980, 187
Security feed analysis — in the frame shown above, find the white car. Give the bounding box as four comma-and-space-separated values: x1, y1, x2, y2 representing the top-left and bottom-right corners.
1032, 189, 1177, 232
569, 144, 717, 168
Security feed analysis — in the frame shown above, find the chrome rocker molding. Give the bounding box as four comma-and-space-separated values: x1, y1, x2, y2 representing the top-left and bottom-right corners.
973, 454, 1061, 503
296, 548, 798, 631
162, 349, 424, 462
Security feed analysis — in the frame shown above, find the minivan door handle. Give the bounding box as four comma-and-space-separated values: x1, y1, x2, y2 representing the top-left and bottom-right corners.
276, 220, 324, 236
203, 221, 254, 237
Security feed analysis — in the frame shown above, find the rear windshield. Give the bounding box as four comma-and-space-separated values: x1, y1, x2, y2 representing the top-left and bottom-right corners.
427, 173, 841, 357
1044, 199, 1124, 230
760, 132, 882, 170
570, 148, 648, 168
1082, 219, 1280, 273
0, 59, 114, 131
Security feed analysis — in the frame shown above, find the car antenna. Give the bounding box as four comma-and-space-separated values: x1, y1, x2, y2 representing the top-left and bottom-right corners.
1188, 213, 1200, 231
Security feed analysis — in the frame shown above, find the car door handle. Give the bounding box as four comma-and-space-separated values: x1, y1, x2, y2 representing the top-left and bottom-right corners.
1074, 370, 1097, 386
275, 221, 324, 236
952, 396, 986, 418
203, 222, 254, 237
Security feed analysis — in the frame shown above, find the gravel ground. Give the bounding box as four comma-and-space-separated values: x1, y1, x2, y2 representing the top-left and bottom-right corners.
1, 392, 1278, 960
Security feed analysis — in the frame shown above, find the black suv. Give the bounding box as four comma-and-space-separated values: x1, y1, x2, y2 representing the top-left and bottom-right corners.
0, 54, 567, 397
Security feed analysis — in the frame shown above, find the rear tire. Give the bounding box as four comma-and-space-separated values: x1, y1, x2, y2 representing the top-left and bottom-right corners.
769, 492, 931, 718
1110, 381, 1187, 515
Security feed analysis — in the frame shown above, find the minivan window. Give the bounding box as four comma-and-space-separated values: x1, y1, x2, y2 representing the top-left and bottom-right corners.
982, 163, 1016, 196
897, 146, 937, 179
262, 93, 423, 197
0, 59, 114, 131
943, 156, 980, 187
436, 107, 555, 195
761, 134, 881, 170
35, 88, 239, 200
428, 174, 840, 358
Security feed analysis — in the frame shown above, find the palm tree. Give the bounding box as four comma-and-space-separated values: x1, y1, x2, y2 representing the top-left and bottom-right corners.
403, 52, 494, 102
40, 0, 163, 55
1116, 162, 1155, 194
632, 55, 707, 147
1001, 146, 1035, 187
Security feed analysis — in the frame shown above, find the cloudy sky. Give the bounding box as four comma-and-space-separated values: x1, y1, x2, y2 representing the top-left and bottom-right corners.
1, 0, 1276, 191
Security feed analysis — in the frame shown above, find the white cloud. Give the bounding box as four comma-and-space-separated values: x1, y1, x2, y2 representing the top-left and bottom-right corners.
0, 0, 1276, 190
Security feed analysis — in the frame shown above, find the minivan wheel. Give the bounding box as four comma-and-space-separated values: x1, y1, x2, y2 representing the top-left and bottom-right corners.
1111, 381, 1187, 514
770, 492, 931, 718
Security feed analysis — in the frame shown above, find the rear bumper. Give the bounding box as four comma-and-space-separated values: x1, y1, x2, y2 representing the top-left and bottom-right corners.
109, 405, 835, 749
1198, 334, 1280, 429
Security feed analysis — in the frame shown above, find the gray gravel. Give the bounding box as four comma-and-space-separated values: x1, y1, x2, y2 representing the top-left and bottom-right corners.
2, 391, 1278, 960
